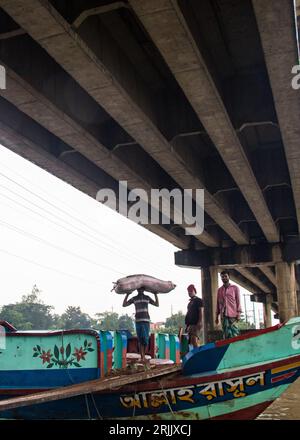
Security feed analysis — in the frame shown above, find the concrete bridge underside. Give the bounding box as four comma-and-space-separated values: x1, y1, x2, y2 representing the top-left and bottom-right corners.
0, 0, 300, 337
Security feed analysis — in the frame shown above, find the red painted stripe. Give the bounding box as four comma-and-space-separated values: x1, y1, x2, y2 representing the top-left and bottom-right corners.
0, 321, 17, 332
210, 400, 273, 420
271, 370, 297, 383
215, 323, 283, 347
121, 353, 300, 392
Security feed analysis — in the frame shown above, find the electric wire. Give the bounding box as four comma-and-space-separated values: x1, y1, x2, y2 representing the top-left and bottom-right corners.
0, 218, 127, 276
0, 177, 165, 275
0, 248, 109, 286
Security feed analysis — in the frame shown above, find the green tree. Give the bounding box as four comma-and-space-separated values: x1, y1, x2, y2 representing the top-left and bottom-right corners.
0, 285, 55, 330
95, 312, 119, 331
59, 306, 94, 329
237, 316, 255, 330
164, 311, 185, 334
118, 314, 134, 333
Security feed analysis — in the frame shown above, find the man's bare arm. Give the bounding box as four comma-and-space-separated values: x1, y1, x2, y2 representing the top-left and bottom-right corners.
149, 293, 159, 307
122, 293, 131, 307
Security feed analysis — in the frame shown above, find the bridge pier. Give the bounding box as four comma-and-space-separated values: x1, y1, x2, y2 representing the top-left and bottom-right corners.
176, 242, 300, 330
201, 266, 219, 342
275, 262, 298, 323
295, 265, 300, 314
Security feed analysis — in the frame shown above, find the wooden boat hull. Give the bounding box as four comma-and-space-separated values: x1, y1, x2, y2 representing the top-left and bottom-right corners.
0, 353, 299, 419
0, 317, 300, 419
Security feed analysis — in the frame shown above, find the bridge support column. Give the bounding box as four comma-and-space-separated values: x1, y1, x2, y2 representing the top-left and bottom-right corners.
263, 294, 272, 328
295, 265, 300, 314
201, 266, 219, 342
275, 262, 298, 323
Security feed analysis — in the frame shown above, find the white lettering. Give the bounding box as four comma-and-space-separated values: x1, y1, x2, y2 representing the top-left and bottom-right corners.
291, 65, 300, 90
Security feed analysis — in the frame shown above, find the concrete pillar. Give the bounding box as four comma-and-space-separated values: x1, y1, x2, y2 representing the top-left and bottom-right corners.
275, 262, 298, 323
295, 265, 300, 314
201, 266, 219, 342
263, 294, 273, 328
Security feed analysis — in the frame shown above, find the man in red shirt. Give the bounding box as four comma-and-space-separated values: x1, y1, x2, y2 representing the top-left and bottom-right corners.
215, 270, 242, 339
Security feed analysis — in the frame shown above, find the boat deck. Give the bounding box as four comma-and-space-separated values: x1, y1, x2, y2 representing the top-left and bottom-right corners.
256, 377, 300, 420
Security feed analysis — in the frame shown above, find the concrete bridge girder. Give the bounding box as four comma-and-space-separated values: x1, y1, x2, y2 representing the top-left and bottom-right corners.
0, 66, 216, 247
253, 0, 300, 234
0, 0, 252, 247
0, 119, 190, 250
129, 0, 279, 243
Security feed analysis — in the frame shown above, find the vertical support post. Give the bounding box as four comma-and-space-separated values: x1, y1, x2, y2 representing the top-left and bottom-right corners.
201, 266, 219, 342
114, 331, 127, 369
99, 331, 113, 376
169, 334, 180, 364
275, 262, 298, 322
295, 265, 300, 314
180, 334, 189, 359
243, 294, 248, 323
158, 333, 170, 359
264, 294, 273, 328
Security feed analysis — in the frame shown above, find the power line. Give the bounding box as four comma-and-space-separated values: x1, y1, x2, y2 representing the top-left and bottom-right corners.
0, 218, 127, 277
0, 159, 172, 266
0, 247, 109, 287
0, 176, 165, 275
0, 169, 139, 251
0, 188, 164, 276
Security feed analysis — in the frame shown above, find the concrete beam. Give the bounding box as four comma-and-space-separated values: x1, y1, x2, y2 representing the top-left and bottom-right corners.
227, 271, 264, 295
0, 119, 190, 250
236, 268, 272, 294
175, 241, 300, 268
129, 0, 279, 243
0, 29, 26, 40
259, 266, 277, 286
72, 2, 130, 29
0, 0, 249, 246
253, 0, 300, 234
0, 64, 217, 247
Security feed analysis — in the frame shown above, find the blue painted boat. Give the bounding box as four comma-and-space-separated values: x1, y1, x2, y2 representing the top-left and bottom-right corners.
0, 317, 300, 419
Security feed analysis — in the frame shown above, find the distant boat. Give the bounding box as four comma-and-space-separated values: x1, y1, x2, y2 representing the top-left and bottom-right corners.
0, 318, 300, 419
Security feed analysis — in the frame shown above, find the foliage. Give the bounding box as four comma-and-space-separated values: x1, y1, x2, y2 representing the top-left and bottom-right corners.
95, 312, 134, 333
95, 312, 119, 331
0, 285, 134, 332
237, 316, 256, 330
58, 306, 94, 330
0, 285, 55, 330
163, 311, 185, 334
117, 314, 135, 333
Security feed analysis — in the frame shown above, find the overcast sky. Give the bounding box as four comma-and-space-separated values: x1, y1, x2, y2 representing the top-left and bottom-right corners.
0, 144, 267, 326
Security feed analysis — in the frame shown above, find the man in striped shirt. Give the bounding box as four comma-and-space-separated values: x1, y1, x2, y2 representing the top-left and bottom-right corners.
123, 288, 159, 362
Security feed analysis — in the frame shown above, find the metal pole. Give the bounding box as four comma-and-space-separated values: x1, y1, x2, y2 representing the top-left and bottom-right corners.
253, 302, 257, 329
243, 294, 248, 323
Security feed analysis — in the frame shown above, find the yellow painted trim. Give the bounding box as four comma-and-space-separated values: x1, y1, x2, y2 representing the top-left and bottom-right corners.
271, 361, 300, 375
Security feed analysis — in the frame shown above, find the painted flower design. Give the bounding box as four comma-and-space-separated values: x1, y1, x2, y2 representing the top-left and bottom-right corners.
33, 340, 94, 368
73, 347, 87, 362
40, 350, 52, 364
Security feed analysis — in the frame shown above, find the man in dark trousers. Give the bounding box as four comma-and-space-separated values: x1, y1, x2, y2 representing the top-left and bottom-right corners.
185, 284, 204, 348
215, 270, 242, 339
123, 287, 159, 362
